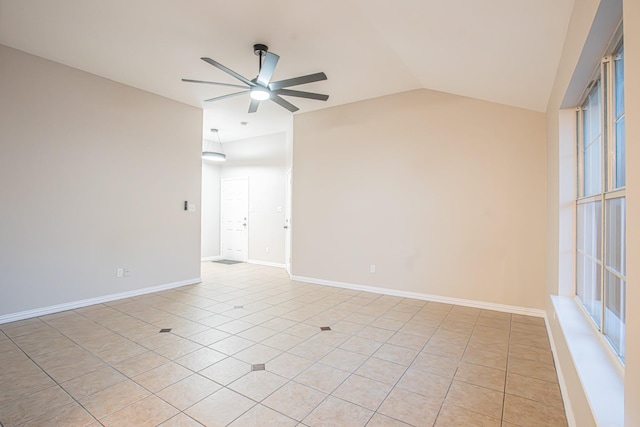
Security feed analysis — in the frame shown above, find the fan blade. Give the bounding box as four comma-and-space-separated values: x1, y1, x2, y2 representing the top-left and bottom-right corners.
248, 99, 260, 113
271, 95, 299, 112
257, 52, 280, 86
201, 57, 255, 87
274, 89, 329, 101
269, 72, 327, 90
182, 78, 247, 89
204, 90, 249, 102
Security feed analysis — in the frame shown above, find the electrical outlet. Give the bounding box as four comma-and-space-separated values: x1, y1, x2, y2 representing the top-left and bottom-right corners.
124, 269, 130, 277
116, 268, 124, 278
370, 265, 376, 273
266, 246, 270, 253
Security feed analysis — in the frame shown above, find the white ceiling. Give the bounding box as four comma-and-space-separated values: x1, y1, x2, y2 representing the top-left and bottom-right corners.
0, 0, 574, 142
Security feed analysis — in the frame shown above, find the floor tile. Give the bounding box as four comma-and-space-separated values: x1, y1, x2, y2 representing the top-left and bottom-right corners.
502, 393, 568, 426
340, 336, 383, 356
445, 380, 504, 420
185, 387, 255, 426
233, 343, 282, 364
288, 341, 334, 361
100, 395, 178, 427
61, 366, 127, 400
136, 331, 185, 350
266, 352, 314, 379
396, 367, 452, 400
434, 402, 501, 426
228, 370, 288, 401
378, 387, 441, 427
462, 346, 508, 370
17, 401, 95, 427
263, 379, 327, 421
320, 348, 368, 372
187, 328, 231, 346
411, 351, 459, 378
157, 413, 204, 427
508, 342, 554, 363
112, 351, 169, 377
365, 413, 412, 427
333, 374, 392, 410
373, 343, 419, 366
423, 339, 466, 360
79, 379, 150, 419
237, 325, 279, 342
208, 335, 254, 355
0, 385, 74, 426
355, 357, 407, 385
454, 361, 506, 392
0, 370, 56, 404
505, 373, 564, 408
156, 373, 221, 410
303, 396, 373, 427
262, 317, 298, 332
216, 319, 254, 334
2, 263, 568, 427
152, 339, 201, 360
199, 356, 251, 385
306, 330, 351, 347
507, 356, 558, 383
133, 361, 192, 392
228, 403, 298, 427
295, 362, 350, 393
175, 347, 226, 371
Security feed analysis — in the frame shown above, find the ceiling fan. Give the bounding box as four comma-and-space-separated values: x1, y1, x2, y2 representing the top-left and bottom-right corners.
182, 44, 329, 113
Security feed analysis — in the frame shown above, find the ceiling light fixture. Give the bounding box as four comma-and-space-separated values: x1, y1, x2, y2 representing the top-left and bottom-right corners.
250, 87, 270, 101
202, 128, 226, 162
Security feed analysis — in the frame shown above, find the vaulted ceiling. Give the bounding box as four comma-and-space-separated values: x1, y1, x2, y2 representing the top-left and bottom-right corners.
0, 0, 575, 141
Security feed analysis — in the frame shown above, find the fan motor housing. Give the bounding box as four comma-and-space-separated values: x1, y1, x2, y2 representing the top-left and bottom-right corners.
253, 43, 268, 56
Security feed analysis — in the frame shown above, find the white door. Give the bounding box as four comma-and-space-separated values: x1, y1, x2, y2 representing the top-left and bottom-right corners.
284, 169, 292, 274
221, 177, 248, 261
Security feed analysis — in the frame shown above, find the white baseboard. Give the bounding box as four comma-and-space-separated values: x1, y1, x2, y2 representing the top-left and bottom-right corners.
248, 259, 286, 269
201, 255, 223, 262
0, 277, 202, 325
290, 275, 545, 317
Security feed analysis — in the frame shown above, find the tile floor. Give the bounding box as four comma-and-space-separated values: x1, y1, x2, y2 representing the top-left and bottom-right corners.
0, 262, 567, 426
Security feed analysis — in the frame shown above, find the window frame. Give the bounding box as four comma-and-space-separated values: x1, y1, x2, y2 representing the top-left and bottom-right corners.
575, 29, 625, 363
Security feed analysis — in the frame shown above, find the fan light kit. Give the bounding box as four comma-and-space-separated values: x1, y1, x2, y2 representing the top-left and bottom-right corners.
250, 87, 270, 101
183, 43, 328, 113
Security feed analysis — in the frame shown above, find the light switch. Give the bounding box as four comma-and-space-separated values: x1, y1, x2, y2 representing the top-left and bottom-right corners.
188, 203, 196, 212
277, 206, 282, 213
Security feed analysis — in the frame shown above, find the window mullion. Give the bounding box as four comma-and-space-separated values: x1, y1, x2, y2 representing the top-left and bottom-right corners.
576, 108, 584, 198
599, 57, 609, 334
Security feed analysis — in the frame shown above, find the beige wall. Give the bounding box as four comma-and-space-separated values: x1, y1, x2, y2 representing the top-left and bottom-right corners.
0, 44, 202, 318
201, 161, 221, 259
292, 89, 546, 309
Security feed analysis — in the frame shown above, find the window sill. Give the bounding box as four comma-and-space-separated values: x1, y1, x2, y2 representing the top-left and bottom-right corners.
550, 295, 624, 427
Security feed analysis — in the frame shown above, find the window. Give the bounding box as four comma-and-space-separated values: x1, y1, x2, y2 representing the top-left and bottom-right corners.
576, 38, 625, 361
